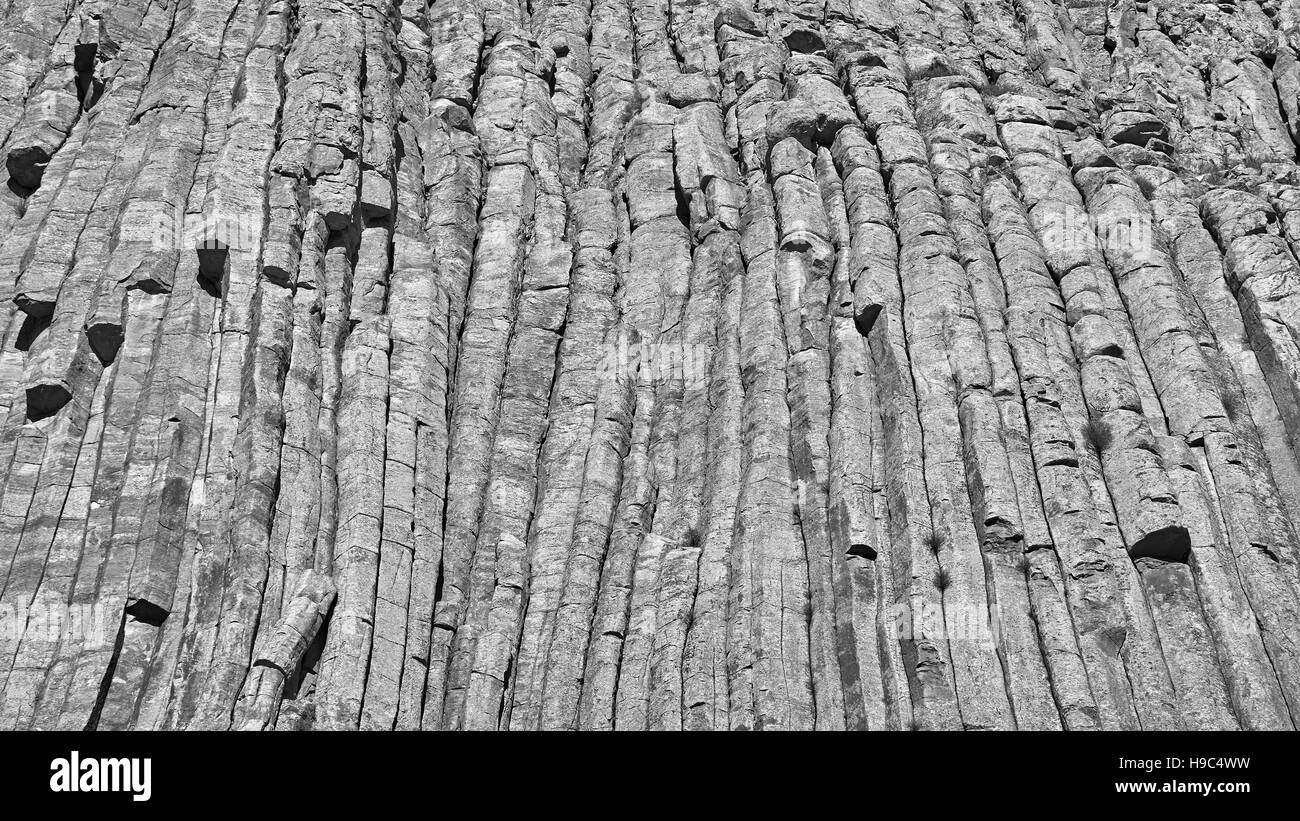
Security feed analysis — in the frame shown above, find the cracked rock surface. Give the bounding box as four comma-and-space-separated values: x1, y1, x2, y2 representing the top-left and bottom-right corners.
2, 0, 1300, 731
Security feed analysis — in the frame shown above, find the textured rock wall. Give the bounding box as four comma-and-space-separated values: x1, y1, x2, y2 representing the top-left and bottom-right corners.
2, 0, 1300, 731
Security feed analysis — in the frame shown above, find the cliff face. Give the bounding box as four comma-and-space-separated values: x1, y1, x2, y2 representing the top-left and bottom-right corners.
1, 0, 1299, 732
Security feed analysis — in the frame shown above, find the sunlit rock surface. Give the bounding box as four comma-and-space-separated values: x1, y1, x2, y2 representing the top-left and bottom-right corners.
1, 0, 1300, 731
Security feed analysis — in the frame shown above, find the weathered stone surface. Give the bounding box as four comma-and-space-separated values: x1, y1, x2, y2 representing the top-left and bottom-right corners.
1, 0, 1299, 732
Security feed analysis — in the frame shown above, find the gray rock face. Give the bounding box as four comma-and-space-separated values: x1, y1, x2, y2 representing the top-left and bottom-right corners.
0, 0, 1299, 731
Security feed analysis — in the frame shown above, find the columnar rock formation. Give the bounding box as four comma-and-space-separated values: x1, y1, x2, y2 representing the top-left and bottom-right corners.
1, 0, 1299, 731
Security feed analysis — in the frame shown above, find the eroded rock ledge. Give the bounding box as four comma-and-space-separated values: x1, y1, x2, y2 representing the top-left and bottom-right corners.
1, 0, 1300, 731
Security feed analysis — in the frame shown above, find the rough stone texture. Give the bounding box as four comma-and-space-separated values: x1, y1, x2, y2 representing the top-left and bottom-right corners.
1, 0, 1300, 731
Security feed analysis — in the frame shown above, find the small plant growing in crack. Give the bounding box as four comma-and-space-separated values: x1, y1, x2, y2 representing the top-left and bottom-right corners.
933, 567, 952, 592
978, 80, 1016, 104
908, 61, 960, 82
1241, 151, 1270, 173
906, 717, 923, 731
1081, 417, 1113, 454
1221, 390, 1245, 423
1014, 554, 1031, 575
682, 526, 702, 548
622, 80, 648, 123
922, 529, 946, 556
